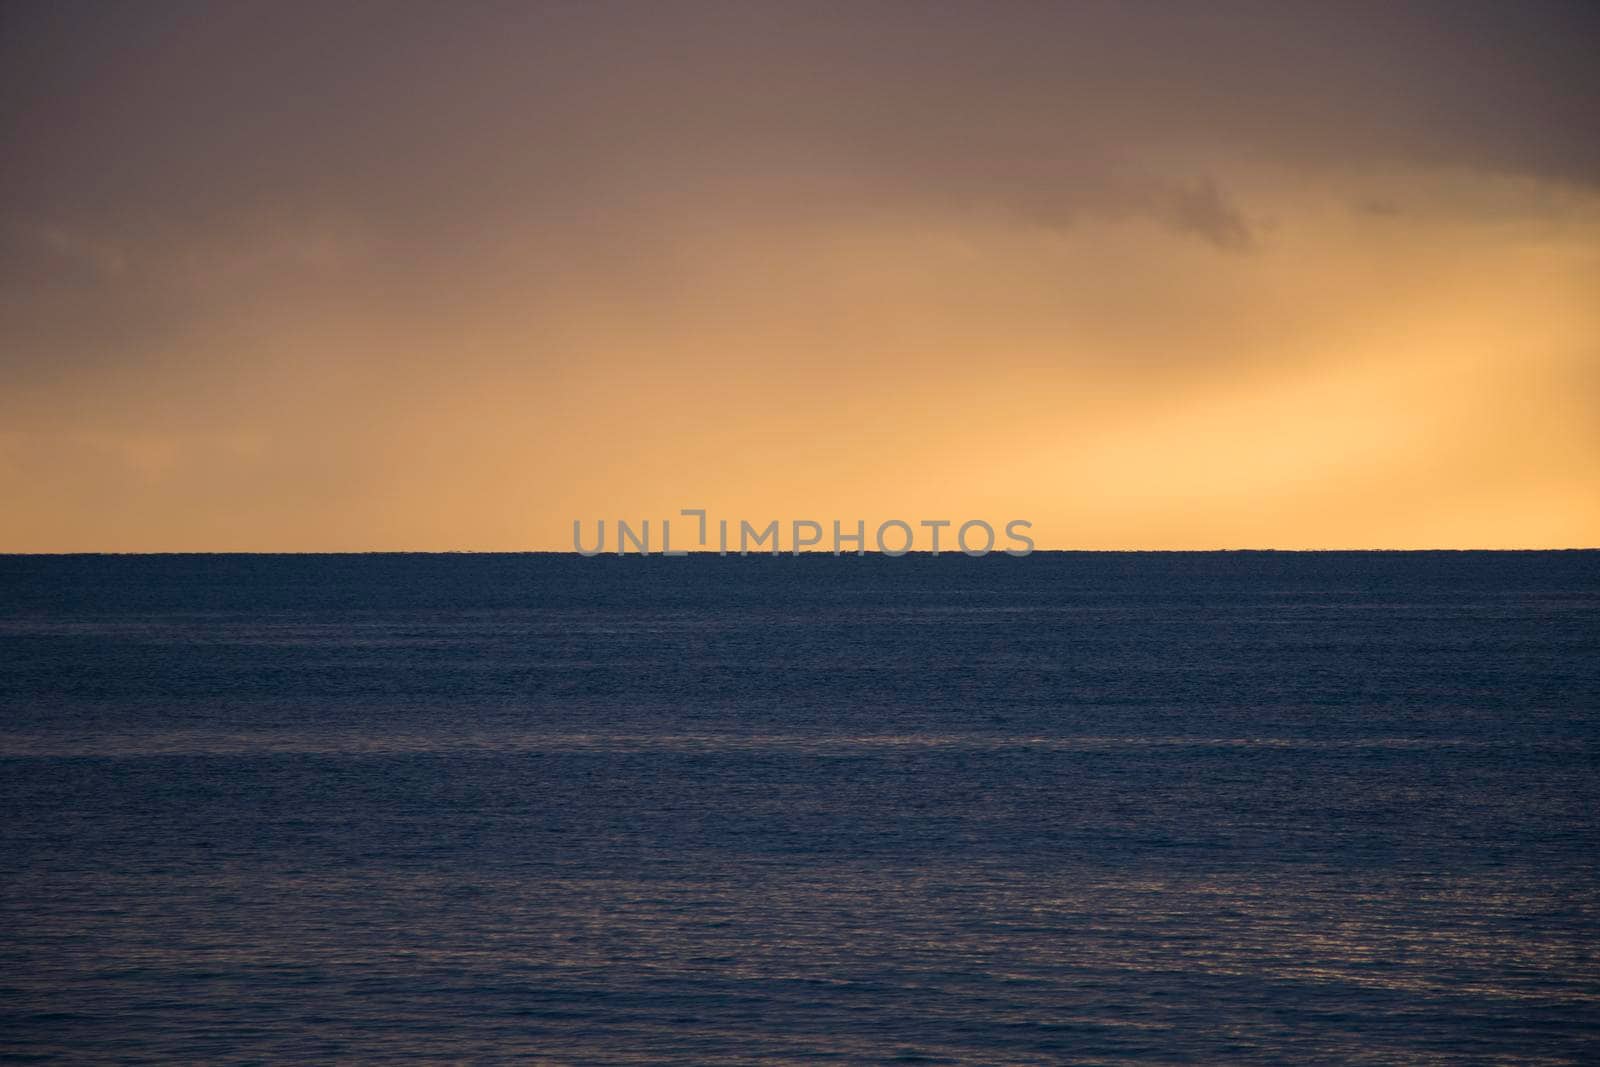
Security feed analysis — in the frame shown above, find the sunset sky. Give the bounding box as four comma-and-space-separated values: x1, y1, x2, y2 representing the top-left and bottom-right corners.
2, 1, 1597, 551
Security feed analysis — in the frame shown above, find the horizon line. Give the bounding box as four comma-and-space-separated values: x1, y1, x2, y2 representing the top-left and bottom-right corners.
2, 548, 1597, 558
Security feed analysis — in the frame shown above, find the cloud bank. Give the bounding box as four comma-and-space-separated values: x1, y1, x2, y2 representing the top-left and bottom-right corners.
1, 1, 1596, 549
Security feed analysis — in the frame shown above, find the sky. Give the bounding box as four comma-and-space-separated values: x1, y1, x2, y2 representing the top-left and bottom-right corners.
2, 1, 1597, 551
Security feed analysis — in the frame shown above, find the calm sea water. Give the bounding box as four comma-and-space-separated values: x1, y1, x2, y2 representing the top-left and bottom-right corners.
1, 552, 1597, 1063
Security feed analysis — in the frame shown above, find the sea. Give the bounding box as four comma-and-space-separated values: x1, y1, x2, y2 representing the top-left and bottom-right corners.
1, 551, 1597, 1063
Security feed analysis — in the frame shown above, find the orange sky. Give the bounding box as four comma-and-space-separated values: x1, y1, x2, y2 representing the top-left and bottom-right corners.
2, 3, 1597, 550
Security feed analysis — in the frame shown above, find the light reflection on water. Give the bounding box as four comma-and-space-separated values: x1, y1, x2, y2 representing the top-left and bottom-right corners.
4, 730, 1583, 757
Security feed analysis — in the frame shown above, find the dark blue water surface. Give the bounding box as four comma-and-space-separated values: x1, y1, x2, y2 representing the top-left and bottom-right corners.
2, 552, 1597, 1063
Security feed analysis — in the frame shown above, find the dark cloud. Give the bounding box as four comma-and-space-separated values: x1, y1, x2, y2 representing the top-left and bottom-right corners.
1166, 183, 1254, 251
978, 174, 1256, 251
4, 2, 1597, 217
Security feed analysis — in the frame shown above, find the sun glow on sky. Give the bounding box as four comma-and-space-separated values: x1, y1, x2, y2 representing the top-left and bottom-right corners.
2, 2, 1596, 550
